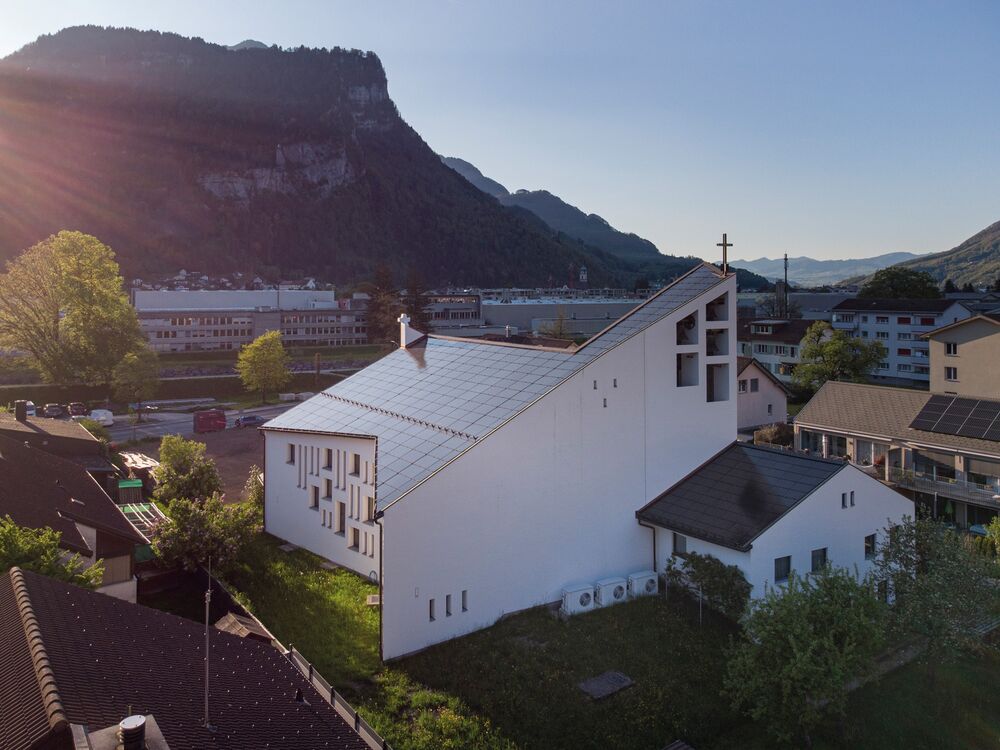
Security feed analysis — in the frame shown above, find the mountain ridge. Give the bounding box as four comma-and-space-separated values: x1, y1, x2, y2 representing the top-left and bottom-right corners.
737, 252, 925, 287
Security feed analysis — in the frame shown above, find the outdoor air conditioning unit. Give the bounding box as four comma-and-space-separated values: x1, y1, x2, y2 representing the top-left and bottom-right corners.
561, 584, 596, 616
594, 577, 628, 607
627, 570, 659, 598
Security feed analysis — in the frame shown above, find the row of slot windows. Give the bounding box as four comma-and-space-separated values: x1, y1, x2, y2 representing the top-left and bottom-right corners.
429, 590, 469, 621
317, 505, 377, 558
289, 444, 373, 486
309, 486, 376, 521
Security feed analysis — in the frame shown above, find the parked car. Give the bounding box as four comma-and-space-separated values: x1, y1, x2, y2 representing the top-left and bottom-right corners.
43, 403, 64, 418
83, 409, 115, 427
235, 414, 266, 429
68, 402, 88, 417
24, 401, 36, 417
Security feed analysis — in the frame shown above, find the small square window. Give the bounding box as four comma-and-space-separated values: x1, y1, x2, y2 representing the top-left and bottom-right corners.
774, 556, 791, 583
945, 342, 958, 356
811, 547, 828, 573
864, 533, 877, 561
673, 532, 687, 556
738, 379, 748, 393
945, 367, 958, 381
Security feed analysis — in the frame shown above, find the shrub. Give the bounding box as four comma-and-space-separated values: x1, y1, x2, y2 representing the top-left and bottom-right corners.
665, 551, 751, 620
151, 493, 261, 573
753, 422, 793, 447
0, 515, 103, 588
153, 434, 222, 505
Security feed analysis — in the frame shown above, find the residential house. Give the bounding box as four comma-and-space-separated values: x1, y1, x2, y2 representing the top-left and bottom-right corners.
795, 381, 1000, 531
830, 298, 972, 385
636, 443, 913, 595
736, 356, 789, 431
737, 318, 816, 384
0, 410, 117, 494
263, 262, 914, 660
0, 567, 371, 750
0, 435, 144, 601
923, 312, 1000, 398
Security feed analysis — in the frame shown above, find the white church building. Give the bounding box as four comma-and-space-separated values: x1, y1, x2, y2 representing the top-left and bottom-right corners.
262, 263, 912, 659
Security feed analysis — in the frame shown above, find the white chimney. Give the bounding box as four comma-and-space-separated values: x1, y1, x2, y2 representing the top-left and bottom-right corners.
398, 313, 424, 348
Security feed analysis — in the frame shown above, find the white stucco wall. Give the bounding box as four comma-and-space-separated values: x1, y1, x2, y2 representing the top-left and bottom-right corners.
264, 432, 381, 579
380, 277, 737, 658
651, 465, 913, 599
736, 364, 787, 430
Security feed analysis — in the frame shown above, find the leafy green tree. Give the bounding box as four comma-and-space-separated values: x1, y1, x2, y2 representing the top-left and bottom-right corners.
153, 434, 223, 505
0, 516, 103, 588
364, 264, 402, 344
151, 493, 261, 573
244, 464, 264, 507
77, 417, 110, 443
237, 330, 291, 403
869, 516, 997, 684
792, 321, 886, 392
858, 266, 941, 299
724, 568, 886, 747
758, 293, 803, 319
0, 232, 143, 387
665, 550, 751, 620
403, 269, 433, 333
539, 308, 575, 340
112, 345, 160, 423
987, 515, 1000, 557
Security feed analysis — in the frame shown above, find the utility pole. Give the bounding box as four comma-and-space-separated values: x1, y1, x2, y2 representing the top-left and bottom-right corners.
203, 557, 214, 731
783, 253, 789, 319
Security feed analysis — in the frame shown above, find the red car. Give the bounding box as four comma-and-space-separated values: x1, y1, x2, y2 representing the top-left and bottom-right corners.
193, 409, 227, 433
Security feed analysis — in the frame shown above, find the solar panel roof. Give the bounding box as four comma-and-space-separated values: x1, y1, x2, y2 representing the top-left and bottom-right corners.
908, 394, 1000, 441
265, 263, 728, 508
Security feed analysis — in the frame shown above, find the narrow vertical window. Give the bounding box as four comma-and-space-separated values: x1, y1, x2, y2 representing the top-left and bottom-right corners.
841, 492, 847, 509
288, 443, 295, 464
850, 490, 855, 507
461, 590, 468, 612
446, 594, 452, 617
429, 598, 436, 622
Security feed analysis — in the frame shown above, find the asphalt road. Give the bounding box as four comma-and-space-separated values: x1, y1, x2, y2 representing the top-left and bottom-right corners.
107, 402, 295, 443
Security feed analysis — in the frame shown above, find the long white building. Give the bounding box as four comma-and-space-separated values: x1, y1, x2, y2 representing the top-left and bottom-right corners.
262, 264, 912, 659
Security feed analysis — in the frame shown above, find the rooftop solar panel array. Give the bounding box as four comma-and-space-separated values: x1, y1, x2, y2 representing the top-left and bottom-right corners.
266, 264, 727, 507
909, 394, 1000, 441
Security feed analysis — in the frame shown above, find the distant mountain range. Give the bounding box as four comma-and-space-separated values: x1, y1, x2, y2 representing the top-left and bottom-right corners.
737, 252, 924, 287
441, 156, 770, 289
868, 220, 1000, 289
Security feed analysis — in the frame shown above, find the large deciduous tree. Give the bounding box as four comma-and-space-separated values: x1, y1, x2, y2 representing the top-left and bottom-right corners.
237, 330, 291, 403
858, 267, 942, 299
402, 269, 433, 333
0, 516, 103, 588
112, 345, 160, 422
792, 321, 886, 392
724, 568, 886, 747
869, 516, 997, 685
151, 493, 261, 573
153, 434, 223, 505
0, 231, 143, 386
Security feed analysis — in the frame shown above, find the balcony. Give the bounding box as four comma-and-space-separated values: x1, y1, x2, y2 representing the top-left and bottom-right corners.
831, 316, 858, 331
888, 468, 1000, 509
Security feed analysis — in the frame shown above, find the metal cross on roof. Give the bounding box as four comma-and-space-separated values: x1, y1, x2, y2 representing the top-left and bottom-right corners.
717, 233, 733, 274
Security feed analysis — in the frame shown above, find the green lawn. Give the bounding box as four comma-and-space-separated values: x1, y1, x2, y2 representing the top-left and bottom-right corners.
164, 535, 1000, 750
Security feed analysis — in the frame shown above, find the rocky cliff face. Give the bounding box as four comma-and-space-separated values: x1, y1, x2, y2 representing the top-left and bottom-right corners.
0, 27, 626, 287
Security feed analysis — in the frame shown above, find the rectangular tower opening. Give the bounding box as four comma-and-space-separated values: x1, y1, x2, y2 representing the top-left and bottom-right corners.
707, 363, 730, 402
677, 353, 699, 387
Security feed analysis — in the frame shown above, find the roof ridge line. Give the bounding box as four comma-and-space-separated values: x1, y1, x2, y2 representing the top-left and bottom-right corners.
9, 568, 68, 734
320, 392, 478, 441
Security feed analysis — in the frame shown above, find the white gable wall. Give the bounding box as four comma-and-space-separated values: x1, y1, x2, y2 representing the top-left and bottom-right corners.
380, 277, 737, 658
746, 464, 912, 592
736, 363, 788, 430
264, 432, 381, 577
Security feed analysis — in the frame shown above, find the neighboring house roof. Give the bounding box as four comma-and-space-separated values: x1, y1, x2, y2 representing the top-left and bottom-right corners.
265, 264, 729, 509
0, 435, 143, 554
0, 568, 369, 750
795, 381, 1000, 456
831, 298, 966, 313
0, 414, 101, 452
214, 612, 273, 642
636, 443, 847, 551
920, 313, 1000, 338
737, 318, 815, 345
736, 356, 791, 395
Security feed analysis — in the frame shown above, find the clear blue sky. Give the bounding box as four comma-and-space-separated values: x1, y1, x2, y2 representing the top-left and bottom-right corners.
3, 1, 999, 262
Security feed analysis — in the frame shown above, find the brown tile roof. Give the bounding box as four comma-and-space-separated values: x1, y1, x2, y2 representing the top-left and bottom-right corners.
795, 381, 1000, 455
0, 435, 143, 554
737, 318, 816, 345
0, 568, 369, 750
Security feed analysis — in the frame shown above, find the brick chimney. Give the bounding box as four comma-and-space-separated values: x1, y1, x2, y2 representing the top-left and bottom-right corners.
398, 313, 424, 348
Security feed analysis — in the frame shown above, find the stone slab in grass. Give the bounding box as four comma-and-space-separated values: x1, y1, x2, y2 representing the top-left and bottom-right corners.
366, 594, 381, 607
320, 561, 339, 571
578, 670, 634, 700
277, 543, 298, 553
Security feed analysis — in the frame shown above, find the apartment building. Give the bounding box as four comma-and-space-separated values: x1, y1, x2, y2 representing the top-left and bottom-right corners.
830, 298, 971, 385
795, 381, 1000, 532
736, 318, 816, 384
133, 289, 367, 352
924, 312, 1000, 398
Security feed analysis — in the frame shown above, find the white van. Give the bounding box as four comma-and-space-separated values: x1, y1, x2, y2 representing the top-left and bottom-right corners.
74, 409, 114, 427
24, 401, 36, 417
